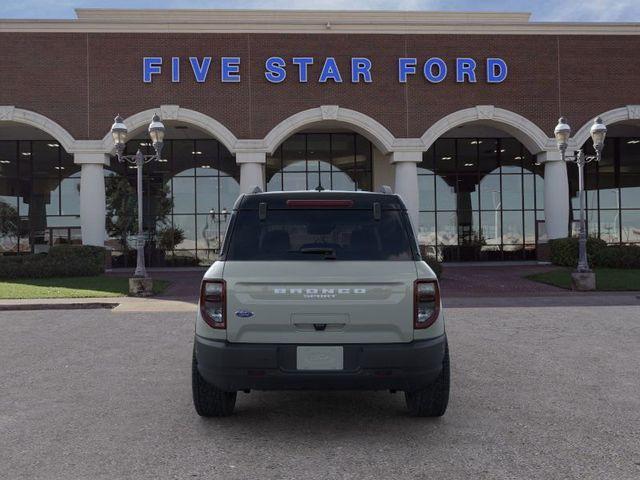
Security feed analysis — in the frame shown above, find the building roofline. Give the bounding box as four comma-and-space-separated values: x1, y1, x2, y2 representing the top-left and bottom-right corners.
73, 8, 532, 24
0, 8, 639, 35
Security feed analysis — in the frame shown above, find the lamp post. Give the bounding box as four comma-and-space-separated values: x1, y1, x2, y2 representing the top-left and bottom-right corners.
553, 116, 607, 286
110, 114, 165, 281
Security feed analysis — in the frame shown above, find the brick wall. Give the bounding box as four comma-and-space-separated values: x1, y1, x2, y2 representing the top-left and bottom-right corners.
1, 32, 639, 142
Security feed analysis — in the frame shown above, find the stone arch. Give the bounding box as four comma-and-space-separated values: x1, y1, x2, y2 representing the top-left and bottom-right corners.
420, 105, 553, 154
0, 106, 76, 153
263, 106, 397, 155
572, 105, 640, 148
100, 105, 239, 154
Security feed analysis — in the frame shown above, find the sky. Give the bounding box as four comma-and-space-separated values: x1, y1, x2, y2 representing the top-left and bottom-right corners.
1, 0, 640, 22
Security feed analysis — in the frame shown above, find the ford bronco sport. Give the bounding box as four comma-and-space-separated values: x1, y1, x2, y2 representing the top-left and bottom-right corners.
192, 189, 449, 417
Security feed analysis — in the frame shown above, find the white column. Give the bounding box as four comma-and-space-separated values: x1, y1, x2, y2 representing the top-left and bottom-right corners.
391, 151, 421, 230
75, 153, 109, 246
539, 151, 569, 239
237, 151, 266, 193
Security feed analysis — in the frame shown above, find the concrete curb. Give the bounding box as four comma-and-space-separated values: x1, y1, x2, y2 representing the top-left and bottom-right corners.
0, 302, 120, 311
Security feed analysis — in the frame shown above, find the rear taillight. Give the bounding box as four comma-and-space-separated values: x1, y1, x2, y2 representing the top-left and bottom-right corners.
414, 279, 440, 329
200, 280, 226, 329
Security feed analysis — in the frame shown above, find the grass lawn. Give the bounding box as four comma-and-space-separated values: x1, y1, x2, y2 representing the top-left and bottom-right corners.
0, 276, 170, 299
526, 268, 640, 291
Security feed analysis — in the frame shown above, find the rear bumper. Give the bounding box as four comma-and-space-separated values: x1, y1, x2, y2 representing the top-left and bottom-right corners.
194, 334, 447, 392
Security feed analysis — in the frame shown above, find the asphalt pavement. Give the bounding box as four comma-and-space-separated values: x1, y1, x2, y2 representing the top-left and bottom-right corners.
1, 305, 639, 479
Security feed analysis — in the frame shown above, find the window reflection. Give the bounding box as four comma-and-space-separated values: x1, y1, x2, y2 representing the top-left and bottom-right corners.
621, 211, 640, 243
0, 140, 79, 254
265, 133, 373, 193
567, 136, 640, 245
419, 136, 544, 261
105, 138, 239, 267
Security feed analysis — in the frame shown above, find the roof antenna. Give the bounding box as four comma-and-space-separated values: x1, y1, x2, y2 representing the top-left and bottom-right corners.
315, 184, 325, 192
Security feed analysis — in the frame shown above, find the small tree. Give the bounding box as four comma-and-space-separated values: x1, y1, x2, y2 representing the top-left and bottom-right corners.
0, 201, 21, 250
105, 175, 172, 252
157, 226, 185, 252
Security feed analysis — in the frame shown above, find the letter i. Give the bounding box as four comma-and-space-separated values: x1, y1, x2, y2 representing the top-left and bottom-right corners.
172, 57, 180, 83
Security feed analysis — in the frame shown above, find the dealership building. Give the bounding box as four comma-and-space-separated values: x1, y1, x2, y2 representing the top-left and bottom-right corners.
1, 9, 640, 265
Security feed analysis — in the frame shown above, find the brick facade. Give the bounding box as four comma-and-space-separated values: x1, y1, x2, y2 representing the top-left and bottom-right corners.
1, 31, 639, 142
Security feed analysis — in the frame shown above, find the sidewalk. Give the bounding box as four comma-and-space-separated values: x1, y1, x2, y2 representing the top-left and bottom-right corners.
0, 295, 197, 312
2, 264, 639, 312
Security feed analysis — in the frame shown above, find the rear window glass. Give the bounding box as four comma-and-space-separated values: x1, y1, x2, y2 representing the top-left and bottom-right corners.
225, 209, 416, 261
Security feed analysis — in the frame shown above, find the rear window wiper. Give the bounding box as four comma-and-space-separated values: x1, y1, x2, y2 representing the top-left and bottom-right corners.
289, 247, 337, 260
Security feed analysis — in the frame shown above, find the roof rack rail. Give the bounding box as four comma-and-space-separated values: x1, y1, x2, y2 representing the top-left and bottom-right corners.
378, 185, 393, 194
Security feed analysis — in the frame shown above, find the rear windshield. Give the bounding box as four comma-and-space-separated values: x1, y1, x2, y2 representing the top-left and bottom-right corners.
224, 209, 417, 261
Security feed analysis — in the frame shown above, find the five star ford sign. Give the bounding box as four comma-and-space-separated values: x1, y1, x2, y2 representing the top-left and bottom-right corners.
142, 56, 508, 84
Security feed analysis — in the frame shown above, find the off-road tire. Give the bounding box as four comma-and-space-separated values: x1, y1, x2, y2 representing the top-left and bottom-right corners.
192, 348, 237, 417
405, 341, 450, 417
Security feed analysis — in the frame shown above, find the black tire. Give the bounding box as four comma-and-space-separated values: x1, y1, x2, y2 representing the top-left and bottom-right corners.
404, 342, 450, 417
192, 348, 237, 417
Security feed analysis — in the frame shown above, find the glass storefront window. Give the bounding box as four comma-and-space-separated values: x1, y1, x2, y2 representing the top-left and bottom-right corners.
266, 133, 373, 193
502, 211, 524, 246
105, 138, 239, 267
599, 210, 620, 243
436, 211, 458, 246
620, 176, 640, 208
568, 136, 640, 245
479, 175, 501, 211
418, 174, 435, 211
501, 175, 523, 211
621, 210, 640, 243
434, 139, 456, 175
0, 140, 79, 254
419, 136, 545, 261
435, 176, 456, 211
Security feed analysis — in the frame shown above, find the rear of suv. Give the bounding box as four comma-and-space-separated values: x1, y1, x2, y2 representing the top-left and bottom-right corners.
192, 189, 449, 417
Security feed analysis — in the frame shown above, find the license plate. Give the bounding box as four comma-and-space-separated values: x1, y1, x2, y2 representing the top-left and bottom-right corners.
296, 346, 344, 371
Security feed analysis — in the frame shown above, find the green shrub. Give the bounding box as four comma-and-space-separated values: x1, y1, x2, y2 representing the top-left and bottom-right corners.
593, 245, 640, 269
550, 237, 640, 269
549, 237, 607, 267
164, 254, 200, 267
0, 245, 106, 279
157, 226, 185, 252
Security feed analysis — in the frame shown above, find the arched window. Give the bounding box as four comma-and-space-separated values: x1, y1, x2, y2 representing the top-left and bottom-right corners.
569, 135, 640, 244
0, 140, 79, 253
106, 138, 239, 267
418, 136, 544, 261
266, 133, 373, 192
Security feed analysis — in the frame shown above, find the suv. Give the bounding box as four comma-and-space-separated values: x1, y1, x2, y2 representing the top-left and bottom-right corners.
192, 189, 449, 417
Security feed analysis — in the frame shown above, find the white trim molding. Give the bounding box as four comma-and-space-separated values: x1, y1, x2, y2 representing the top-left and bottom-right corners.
100, 105, 239, 154
421, 105, 553, 154
0, 106, 76, 153
3, 10, 640, 35
263, 106, 397, 155
571, 105, 640, 149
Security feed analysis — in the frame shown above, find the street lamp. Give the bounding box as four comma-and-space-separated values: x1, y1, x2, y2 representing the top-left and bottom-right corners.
202, 208, 229, 250
554, 116, 607, 276
110, 113, 165, 279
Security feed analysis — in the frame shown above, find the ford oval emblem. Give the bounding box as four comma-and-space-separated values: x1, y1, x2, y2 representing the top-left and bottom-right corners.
235, 310, 254, 318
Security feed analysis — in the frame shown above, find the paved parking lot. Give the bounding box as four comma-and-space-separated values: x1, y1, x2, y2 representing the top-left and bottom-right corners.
2, 304, 639, 479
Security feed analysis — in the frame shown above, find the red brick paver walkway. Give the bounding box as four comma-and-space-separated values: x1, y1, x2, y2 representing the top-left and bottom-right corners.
439, 265, 565, 297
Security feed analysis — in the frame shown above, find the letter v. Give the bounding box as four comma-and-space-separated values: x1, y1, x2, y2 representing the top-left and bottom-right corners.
189, 57, 212, 82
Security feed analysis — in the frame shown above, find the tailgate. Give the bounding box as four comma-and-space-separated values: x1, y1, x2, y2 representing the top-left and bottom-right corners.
223, 261, 417, 344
